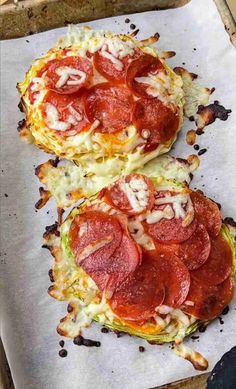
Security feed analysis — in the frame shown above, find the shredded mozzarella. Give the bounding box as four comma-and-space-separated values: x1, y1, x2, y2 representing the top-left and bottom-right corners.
120, 177, 149, 213
55, 66, 86, 88
44, 103, 71, 131
145, 204, 174, 224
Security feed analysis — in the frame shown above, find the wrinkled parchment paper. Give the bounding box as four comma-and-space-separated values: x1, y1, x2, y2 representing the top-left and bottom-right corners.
1, 0, 236, 388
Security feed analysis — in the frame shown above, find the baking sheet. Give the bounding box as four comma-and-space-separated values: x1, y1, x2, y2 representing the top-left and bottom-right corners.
1, 0, 236, 388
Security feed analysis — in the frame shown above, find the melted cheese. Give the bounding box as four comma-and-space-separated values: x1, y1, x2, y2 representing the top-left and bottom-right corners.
120, 177, 149, 212
135, 71, 172, 104
174, 344, 208, 371
146, 205, 174, 224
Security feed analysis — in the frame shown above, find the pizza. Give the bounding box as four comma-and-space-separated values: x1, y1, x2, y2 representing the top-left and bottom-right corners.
43, 157, 236, 369
17, 26, 186, 171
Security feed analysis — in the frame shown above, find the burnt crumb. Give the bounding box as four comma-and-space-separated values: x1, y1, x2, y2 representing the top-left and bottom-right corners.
114, 330, 125, 338
221, 306, 229, 315
197, 102, 231, 127
35, 209, 38, 213
17, 118, 26, 132
218, 317, 224, 325
191, 336, 200, 340
125, 18, 130, 23
193, 48, 196, 51
48, 269, 54, 282
130, 24, 136, 30
73, 335, 101, 347
132, 29, 140, 37
223, 217, 236, 227
196, 128, 204, 135
42, 244, 49, 250
59, 349, 67, 358
4, 193, 8, 197
182, 62, 186, 65
44, 222, 60, 238
220, 329, 223, 333
47, 211, 50, 215
29, 31, 35, 36
101, 327, 109, 333
18, 100, 24, 112
176, 157, 187, 164
194, 144, 200, 150
198, 324, 207, 333
27, 7, 33, 18
67, 304, 73, 313
48, 285, 54, 292
189, 173, 194, 181
189, 116, 195, 122
198, 148, 207, 156
51, 157, 60, 167
111, 370, 114, 373
59, 340, 65, 348
139, 346, 145, 352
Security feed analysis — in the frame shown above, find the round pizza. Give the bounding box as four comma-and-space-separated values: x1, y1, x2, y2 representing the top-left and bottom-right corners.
44, 161, 236, 369
17, 27, 184, 167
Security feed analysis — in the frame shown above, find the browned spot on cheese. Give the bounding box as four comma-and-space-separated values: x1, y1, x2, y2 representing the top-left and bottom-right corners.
186, 129, 196, 145
174, 344, 208, 371
161, 51, 176, 59
57, 207, 65, 225
35, 187, 51, 209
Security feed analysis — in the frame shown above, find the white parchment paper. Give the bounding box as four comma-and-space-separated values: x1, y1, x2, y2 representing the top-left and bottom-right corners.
1, 0, 236, 388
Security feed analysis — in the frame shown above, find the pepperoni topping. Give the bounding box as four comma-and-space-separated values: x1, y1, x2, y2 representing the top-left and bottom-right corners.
45, 56, 93, 94
178, 224, 211, 270
93, 46, 140, 84
182, 277, 234, 320
87, 233, 142, 293
153, 248, 191, 307
102, 174, 155, 215
126, 54, 165, 98
191, 191, 222, 237
110, 251, 165, 321
132, 98, 180, 151
84, 83, 133, 133
144, 191, 197, 244
69, 211, 123, 269
42, 91, 89, 135
191, 234, 233, 286
110, 249, 190, 320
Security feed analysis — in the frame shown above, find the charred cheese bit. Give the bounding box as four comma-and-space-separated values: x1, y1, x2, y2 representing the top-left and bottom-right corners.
174, 344, 209, 371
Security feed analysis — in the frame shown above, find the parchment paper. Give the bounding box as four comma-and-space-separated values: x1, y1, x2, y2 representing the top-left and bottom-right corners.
1, 0, 236, 388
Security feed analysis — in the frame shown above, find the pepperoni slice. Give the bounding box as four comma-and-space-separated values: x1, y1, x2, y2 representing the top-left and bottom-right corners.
191, 191, 222, 237
144, 191, 197, 244
178, 224, 211, 270
93, 46, 141, 84
110, 251, 165, 321
87, 233, 142, 293
102, 174, 155, 215
110, 249, 190, 320
69, 211, 123, 269
29, 60, 58, 104
182, 277, 234, 320
45, 56, 93, 94
42, 91, 89, 135
191, 234, 233, 286
84, 83, 133, 133
126, 54, 165, 98
132, 98, 180, 151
